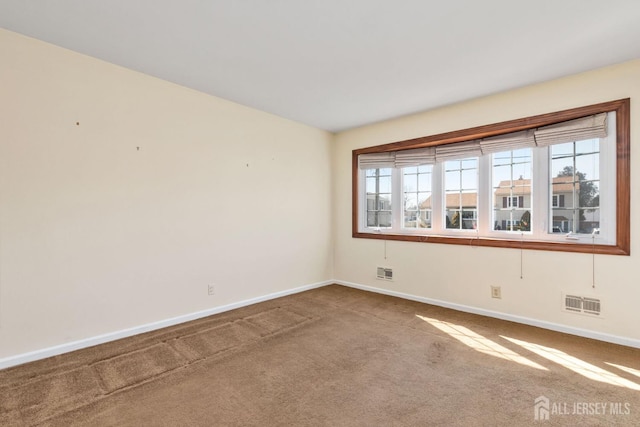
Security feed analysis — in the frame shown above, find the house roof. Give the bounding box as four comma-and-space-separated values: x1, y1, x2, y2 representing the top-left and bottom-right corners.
420, 192, 477, 209
494, 177, 576, 196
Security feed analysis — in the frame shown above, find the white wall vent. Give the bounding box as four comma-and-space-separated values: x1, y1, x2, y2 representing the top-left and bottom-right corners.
563, 293, 602, 316
582, 297, 601, 315
377, 267, 393, 281
565, 295, 583, 313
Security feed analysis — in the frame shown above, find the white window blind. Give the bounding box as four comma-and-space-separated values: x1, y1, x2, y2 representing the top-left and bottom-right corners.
394, 147, 436, 168
435, 140, 481, 161
358, 152, 395, 169
534, 113, 607, 147
480, 130, 536, 154
360, 113, 608, 169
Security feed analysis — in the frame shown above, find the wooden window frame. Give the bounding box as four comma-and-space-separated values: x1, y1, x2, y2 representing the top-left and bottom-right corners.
352, 98, 630, 255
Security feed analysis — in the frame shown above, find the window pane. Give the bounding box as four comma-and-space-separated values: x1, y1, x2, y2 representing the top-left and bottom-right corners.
462, 208, 478, 230
577, 180, 600, 233
512, 149, 532, 179
551, 159, 574, 212
444, 160, 459, 171
492, 152, 512, 166
366, 177, 377, 193
445, 193, 461, 229
549, 141, 601, 235
404, 194, 418, 210
575, 153, 599, 181
575, 138, 599, 155
378, 176, 392, 193
445, 169, 461, 191
461, 169, 477, 191
418, 191, 432, 228
403, 165, 432, 229
366, 167, 391, 177
581, 181, 599, 208
403, 166, 418, 174
512, 148, 533, 162
492, 164, 512, 188
366, 212, 377, 227
551, 142, 573, 158
492, 149, 532, 232
365, 169, 392, 228
377, 211, 392, 228
444, 158, 478, 230
378, 195, 391, 210
461, 193, 478, 230
461, 158, 478, 170
403, 173, 416, 192
418, 173, 431, 191
551, 156, 573, 178
578, 207, 600, 234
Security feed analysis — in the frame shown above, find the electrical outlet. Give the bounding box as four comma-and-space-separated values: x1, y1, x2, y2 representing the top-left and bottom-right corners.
491, 286, 501, 299
208, 284, 215, 296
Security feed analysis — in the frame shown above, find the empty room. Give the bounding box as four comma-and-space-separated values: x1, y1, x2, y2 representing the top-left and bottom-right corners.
1, 1, 640, 425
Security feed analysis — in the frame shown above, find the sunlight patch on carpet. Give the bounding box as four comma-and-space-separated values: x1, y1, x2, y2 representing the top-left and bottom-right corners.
417, 315, 547, 370
502, 336, 640, 391
606, 362, 640, 379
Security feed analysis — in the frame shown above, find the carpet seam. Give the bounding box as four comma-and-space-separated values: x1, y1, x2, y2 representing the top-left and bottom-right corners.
21, 314, 321, 425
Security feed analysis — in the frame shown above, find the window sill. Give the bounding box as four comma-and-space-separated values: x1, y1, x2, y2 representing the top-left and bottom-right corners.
352, 231, 629, 255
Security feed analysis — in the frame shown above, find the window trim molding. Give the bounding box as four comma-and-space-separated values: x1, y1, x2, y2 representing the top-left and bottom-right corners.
351, 98, 630, 255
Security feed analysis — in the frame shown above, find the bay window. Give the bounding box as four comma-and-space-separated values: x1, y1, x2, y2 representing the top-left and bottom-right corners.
352, 99, 630, 255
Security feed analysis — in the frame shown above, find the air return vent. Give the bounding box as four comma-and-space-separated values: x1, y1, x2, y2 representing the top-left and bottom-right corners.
582, 298, 601, 315
563, 293, 602, 316
377, 267, 393, 281
565, 295, 583, 313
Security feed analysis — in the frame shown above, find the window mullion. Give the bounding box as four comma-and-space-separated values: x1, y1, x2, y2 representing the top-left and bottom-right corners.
432, 162, 443, 232
599, 111, 616, 244
392, 168, 403, 232
478, 155, 491, 234
533, 146, 548, 239
607, 113, 617, 242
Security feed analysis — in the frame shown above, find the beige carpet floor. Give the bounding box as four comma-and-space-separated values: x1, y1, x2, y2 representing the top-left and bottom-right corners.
1, 284, 640, 426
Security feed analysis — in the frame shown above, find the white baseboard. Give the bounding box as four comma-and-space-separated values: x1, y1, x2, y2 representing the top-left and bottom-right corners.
3, 278, 638, 370
334, 280, 640, 349
0, 280, 331, 370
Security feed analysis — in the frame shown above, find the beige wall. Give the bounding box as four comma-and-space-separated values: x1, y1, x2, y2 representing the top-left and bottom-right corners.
0, 29, 333, 359
1, 26, 638, 362
333, 60, 640, 342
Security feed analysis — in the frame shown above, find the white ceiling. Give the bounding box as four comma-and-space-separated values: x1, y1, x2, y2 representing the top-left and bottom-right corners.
1, 1, 639, 132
